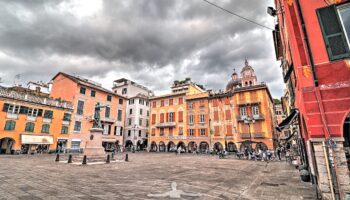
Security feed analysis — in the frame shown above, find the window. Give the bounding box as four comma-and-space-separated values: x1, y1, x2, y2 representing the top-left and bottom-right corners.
71, 141, 80, 149
161, 100, 164, 107
252, 106, 259, 116
240, 107, 247, 117
178, 111, 183, 122
128, 130, 131, 137
317, 5, 350, 60
188, 103, 193, 109
138, 130, 142, 137
152, 114, 156, 124
160, 128, 164, 136
139, 99, 144, 105
117, 109, 122, 121
25, 122, 35, 132
122, 88, 127, 95
80, 87, 86, 94
146, 101, 149, 106
77, 100, 84, 115
27, 108, 38, 117
129, 99, 134, 105
169, 99, 173, 106
147, 111, 149, 116
200, 113, 205, 123
119, 99, 123, 105
4, 120, 16, 130
189, 129, 194, 136
105, 107, 110, 118
169, 127, 173, 135
179, 127, 183, 135
63, 113, 71, 121
41, 124, 50, 133
189, 115, 194, 124
200, 128, 206, 136
107, 95, 112, 102
169, 112, 174, 122
6, 104, 20, 114
74, 121, 81, 132
91, 90, 96, 97
139, 119, 142, 126
43, 110, 53, 119
178, 97, 183, 104
152, 101, 156, 108
128, 118, 132, 126
146, 119, 149, 127
61, 126, 69, 134
120, 127, 123, 136
151, 128, 155, 136
129, 109, 133, 115
140, 109, 143, 115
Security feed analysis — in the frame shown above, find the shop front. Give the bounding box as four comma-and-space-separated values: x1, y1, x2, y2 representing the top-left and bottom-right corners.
20, 134, 53, 154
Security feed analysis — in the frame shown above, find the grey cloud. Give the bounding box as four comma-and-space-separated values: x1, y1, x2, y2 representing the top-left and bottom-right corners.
0, 0, 284, 97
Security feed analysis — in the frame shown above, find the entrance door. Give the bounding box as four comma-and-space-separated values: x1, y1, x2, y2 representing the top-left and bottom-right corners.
0, 138, 15, 154
343, 113, 350, 170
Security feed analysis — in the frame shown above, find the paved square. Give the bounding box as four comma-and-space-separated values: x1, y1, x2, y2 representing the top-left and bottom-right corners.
0, 153, 316, 200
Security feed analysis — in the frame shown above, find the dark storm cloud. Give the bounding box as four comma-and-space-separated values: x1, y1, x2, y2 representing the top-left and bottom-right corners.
0, 0, 284, 97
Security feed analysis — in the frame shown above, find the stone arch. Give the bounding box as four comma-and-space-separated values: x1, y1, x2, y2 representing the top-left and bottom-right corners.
137, 140, 143, 151
240, 140, 252, 152
342, 112, 350, 170
150, 141, 157, 152
255, 142, 268, 151
167, 141, 176, 152
177, 141, 186, 151
227, 142, 238, 152
159, 141, 166, 152
0, 137, 15, 154
199, 142, 209, 153
125, 140, 133, 151
213, 142, 223, 152
187, 141, 197, 153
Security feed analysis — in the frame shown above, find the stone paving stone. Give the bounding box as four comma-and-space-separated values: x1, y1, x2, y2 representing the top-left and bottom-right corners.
0, 153, 316, 200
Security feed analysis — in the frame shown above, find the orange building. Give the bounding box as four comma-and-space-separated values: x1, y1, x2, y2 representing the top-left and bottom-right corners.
0, 86, 73, 154
148, 78, 206, 152
50, 72, 127, 152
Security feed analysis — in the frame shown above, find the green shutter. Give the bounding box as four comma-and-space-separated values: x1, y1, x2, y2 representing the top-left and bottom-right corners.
317, 5, 350, 60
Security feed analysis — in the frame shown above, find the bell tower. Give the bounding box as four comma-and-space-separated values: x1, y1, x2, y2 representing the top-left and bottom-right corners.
240, 59, 257, 87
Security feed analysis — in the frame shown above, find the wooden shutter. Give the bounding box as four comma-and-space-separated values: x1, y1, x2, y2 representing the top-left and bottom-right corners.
214, 126, 220, 136
226, 125, 233, 136
178, 111, 183, 122
214, 111, 219, 121
160, 113, 164, 123
166, 113, 169, 122
225, 110, 231, 120
152, 114, 156, 124
317, 5, 350, 60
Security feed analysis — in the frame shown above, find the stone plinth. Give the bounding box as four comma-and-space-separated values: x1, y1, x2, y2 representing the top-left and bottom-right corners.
84, 128, 106, 157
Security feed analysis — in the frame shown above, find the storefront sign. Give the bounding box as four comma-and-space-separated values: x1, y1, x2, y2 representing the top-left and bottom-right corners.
21, 134, 53, 144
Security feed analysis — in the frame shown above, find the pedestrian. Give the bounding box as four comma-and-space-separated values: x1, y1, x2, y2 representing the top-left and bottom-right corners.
276, 146, 281, 161
267, 149, 272, 160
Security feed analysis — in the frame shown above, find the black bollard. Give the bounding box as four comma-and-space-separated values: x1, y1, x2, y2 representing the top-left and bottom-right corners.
82, 155, 87, 165
55, 154, 59, 162
106, 154, 110, 163
111, 152, 114, 159
68, 154, 72, 163
125, 153, 129, 162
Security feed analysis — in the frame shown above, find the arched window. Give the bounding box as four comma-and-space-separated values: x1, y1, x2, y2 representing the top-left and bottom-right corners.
41, 124, 50, 133
249, 81, 252, 86
25, 122, 35, 132
4, 120, 16, 131
245, 81, 248, 86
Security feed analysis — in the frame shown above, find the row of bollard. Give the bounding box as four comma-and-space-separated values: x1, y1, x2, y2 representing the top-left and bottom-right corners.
56, 153, 129, 164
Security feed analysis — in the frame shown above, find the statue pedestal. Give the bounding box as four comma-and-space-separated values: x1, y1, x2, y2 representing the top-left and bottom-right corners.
84, 128, 106, 157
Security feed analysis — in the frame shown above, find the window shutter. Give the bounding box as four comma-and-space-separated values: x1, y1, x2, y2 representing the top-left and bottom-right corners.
166, 113, 169, 122
317, 5, 350, 60
2, 103, 9, 112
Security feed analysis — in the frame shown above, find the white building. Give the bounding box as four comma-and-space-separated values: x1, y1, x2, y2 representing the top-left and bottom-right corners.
112, 78, 153, 150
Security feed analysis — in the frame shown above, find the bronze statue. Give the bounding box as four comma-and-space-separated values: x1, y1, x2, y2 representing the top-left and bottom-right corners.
93, 103, 109, 128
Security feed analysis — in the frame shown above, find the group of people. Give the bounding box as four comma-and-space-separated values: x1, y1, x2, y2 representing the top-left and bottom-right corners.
240, 145, 287, 162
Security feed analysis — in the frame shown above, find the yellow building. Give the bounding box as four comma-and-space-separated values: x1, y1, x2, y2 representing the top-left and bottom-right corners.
0, 86, 73, 154
148, 78, 206, 152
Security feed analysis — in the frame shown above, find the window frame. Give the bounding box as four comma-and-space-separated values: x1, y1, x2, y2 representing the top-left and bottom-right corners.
25, 122, 35, 132
4, 120, 16, 131
41, 124, 50, 133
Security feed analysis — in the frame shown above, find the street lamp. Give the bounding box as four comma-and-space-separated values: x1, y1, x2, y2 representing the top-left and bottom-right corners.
132, 124, 139, 153
244, 116, 255, 152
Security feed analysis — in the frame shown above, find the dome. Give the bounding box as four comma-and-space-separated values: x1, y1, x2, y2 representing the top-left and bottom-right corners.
241, 59, 254, 73
225, 79, 240, 91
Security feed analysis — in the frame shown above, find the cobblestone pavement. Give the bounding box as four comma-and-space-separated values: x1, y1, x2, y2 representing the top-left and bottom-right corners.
0, 153, 316, 200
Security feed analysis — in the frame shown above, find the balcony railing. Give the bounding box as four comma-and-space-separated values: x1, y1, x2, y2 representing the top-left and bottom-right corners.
156, 122, 176, 128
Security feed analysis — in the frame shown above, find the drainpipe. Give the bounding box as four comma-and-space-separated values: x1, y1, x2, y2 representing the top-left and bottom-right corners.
322, 141, 336, 200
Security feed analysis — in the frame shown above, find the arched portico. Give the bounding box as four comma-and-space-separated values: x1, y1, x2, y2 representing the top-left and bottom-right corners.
0, 137, 15, 154
125, 140, 133, 151
159, 141, 166, 152
167, 141, 176, 152
227, 142, 238, 152
342, 112, 350, 170
150, 141, 157, 152
187, 141, 197, 153
213, 142, 223, 152
199, 142, 209, 153
177, 141, 186, 151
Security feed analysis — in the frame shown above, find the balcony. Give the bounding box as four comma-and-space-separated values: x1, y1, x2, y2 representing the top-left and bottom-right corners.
237, 99, 261, 106
254, 132, 265, 138
6, 113, 18, 119
27, 116, 37, 121
155, 122, 176, 128
43, 118, 52, 123
241, 133, 251, 139
252, 114, 264, 121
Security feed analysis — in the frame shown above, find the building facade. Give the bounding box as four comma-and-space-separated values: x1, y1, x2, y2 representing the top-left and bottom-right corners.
272, 0, 350, 198
0, 86, 73, 154
50, 72, 126, 152
112, 78, 153, 151
148, 62, 275, 152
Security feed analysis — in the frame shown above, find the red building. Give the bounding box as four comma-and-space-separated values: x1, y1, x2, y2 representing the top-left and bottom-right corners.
272, 0, 350, 199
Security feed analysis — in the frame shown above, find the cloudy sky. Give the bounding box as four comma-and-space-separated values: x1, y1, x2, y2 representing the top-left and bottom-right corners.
0, 0, 283, 97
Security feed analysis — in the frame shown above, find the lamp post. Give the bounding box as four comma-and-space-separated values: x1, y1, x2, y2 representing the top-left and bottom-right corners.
244, 116, 255, 151
132, 124, 139, 153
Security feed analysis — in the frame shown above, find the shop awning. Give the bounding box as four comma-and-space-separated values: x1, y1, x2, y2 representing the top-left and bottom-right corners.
21, 134, 53, 145
276, 109, 299, 132
102, 138, 118, 143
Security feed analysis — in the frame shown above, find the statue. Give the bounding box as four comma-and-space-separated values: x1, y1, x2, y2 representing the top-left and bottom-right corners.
93, 103, 109, 128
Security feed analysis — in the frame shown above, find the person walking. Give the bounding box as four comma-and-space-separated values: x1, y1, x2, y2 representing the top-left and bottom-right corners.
276, 146, 281, 161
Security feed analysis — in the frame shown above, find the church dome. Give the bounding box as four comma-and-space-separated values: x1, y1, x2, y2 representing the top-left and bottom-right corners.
225, 79, 240, 91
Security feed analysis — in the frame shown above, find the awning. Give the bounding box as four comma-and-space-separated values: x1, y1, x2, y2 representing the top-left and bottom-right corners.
281, 131, 296, 143
276, 109, 299, 132
21, 134, 53, 145
102, 138, 118, 143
